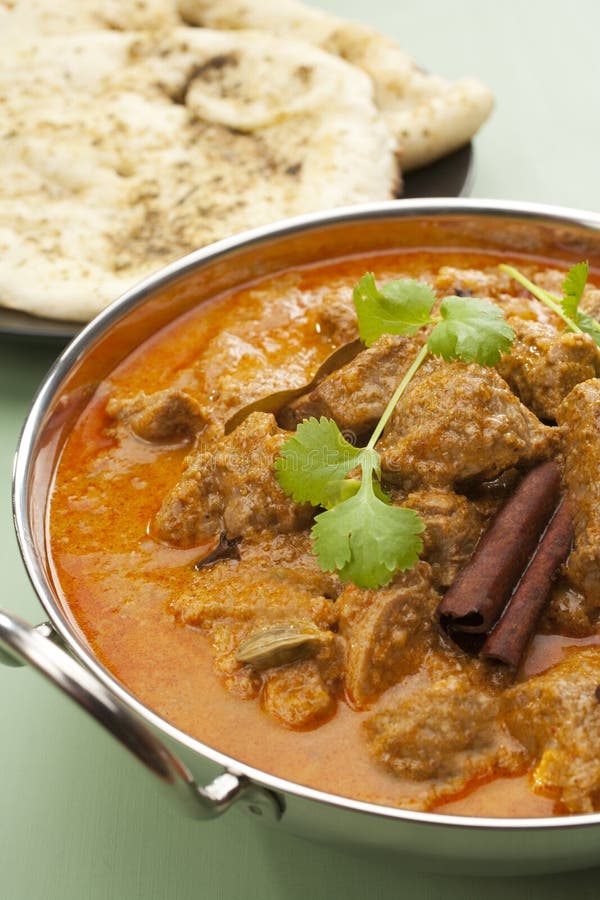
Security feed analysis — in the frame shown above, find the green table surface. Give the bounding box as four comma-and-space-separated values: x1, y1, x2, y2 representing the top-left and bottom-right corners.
2, 1, 600, 897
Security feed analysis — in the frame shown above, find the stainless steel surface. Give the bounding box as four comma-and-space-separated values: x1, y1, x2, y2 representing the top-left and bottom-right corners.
0, 609, 281, 821
0, 621, 58, 667
9, 199, 600, 872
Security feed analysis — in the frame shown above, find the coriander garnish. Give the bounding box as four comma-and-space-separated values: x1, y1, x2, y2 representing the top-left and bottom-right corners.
276, 417, 425, 589
276, 273, 515, 590
500, 261, 600, 346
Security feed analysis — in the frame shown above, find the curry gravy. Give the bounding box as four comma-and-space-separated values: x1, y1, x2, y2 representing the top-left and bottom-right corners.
47, 250, 599, 817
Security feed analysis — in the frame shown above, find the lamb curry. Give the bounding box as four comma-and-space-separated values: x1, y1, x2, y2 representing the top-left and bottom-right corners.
47, 249, 600, 817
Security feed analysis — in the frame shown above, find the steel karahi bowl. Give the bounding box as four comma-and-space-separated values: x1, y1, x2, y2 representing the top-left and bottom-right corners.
3, 199, 600, 877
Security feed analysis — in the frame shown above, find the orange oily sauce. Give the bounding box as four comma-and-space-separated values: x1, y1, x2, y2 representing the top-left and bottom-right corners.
47, 250, 599, 817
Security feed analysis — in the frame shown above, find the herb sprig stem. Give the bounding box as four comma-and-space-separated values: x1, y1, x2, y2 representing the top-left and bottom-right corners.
499, 263, 584, 334
367, 342, 430, 449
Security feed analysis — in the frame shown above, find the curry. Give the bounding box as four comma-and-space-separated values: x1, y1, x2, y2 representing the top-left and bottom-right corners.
47, 249, 600, 818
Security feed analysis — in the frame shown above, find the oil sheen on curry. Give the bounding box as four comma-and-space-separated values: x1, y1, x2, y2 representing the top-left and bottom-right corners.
47, 250, 600, 818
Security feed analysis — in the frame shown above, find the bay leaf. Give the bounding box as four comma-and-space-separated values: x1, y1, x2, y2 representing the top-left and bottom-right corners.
223, 339, 362, 435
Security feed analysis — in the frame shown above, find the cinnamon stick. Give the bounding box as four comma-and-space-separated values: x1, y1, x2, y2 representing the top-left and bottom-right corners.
481, 499, 573, 668
437, 461, 561, 641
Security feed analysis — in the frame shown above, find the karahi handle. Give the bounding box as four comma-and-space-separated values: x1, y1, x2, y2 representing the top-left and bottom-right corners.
0, 609, 282, 822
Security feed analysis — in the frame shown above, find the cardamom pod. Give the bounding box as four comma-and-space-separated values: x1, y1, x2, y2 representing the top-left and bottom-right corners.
235, 623, 328, 671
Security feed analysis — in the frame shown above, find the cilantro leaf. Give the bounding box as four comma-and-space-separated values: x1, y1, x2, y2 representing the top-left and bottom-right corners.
353, 273, 436, 346
427, 296, 515, 366
576, 312, 600, 347
276, 418, 424, 588
321, 477, 362, 507
560, 261, 600, 346
501, 260, 600, 346
274, 416, 362, 509
309, 465, 391, 509
561, 261, 589, 319
276, 273, 515, 589
311, 477, 424, 589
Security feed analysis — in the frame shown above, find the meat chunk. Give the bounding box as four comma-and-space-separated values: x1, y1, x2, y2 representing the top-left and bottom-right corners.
434, 265, 512, 298
313, 296, 358, 345
173, 533, 341, 634
195, 331, 280, 415
364, 670, 523, 806
337, 563, 439, 706
496, 318, 600, 420
106, 389, 205, 442
155, 412, 311, 546
378, 360, 556, 490
191, 300, 346, 423
172, 533, 343, 728
539, 581, 594, 636
279, 334, 419, 437
261, 654, 342, 729
556, 380, 600, 607
504, 648, 600, 813
401, 489, 484, 587
580, 287, 600, 322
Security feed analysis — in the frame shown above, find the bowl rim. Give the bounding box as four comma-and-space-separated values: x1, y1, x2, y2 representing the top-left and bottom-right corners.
13, 197, 600, 831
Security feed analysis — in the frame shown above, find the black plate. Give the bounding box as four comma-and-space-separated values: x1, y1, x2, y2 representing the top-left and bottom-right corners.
0, 306, 83, 343
0, 144, 473, 344
401, 142, 474, 199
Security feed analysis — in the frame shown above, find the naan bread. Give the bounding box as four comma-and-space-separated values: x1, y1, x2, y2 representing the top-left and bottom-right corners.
0, 27, 397, 321
177, 0, 494, 170
0, 0, 494, 322
0, 0, 179, 36
2, 0, 494, 171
